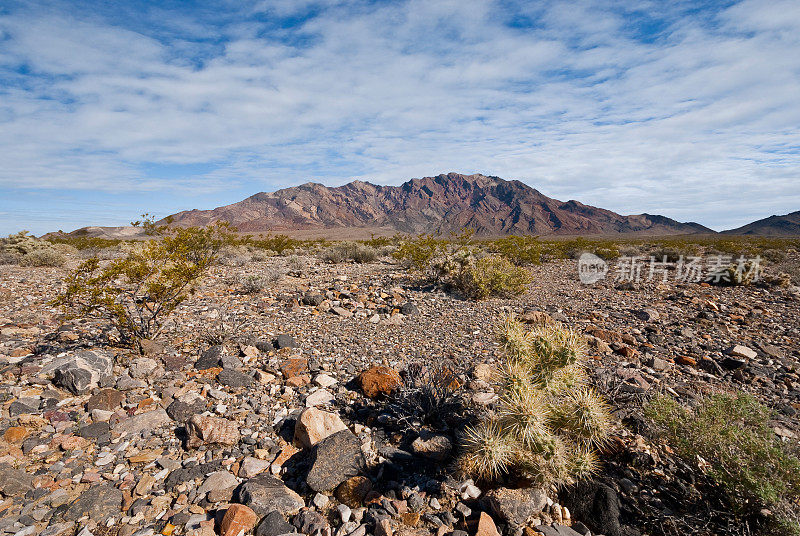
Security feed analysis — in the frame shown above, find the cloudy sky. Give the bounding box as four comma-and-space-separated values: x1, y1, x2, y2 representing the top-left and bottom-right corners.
1, 0, 798, 234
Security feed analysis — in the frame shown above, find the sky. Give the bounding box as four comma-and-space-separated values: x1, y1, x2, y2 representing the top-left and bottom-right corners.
0, 0, 798, 235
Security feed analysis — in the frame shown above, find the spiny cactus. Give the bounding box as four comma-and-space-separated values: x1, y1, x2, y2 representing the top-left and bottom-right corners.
460, 315, 613, 486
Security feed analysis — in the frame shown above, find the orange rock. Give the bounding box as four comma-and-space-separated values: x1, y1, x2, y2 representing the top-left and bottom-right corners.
286, 374, 311, 387
401, 512, 421, 527
59, 435, 90, 451
272, 443, 300, 469
220, 504, 258, 536
161, 523, 176, 536
476, 512, 500, 536
281, 358, 309, 379
359, 366, 402, 398
3, 426, 28, 444
335, 475, 373, 507
676, 356, 697, 366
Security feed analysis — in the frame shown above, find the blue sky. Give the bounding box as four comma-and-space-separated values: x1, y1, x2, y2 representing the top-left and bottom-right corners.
1, 0, 798, 234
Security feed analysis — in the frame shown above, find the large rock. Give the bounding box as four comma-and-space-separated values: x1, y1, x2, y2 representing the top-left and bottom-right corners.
196, 345, 224, 369
335, 476, 373, 507
476, 512, 500, 536
112, 408, 171, 437
562, 482, 624, 536
166, 397, 206, 422
185, 415, 240, 449
0, 463, 33, 496
294, 408, 348, 448
64, 483, 123, 522
411, 432, 453, 461
358, 366, 402, 398
255, 510, 296, 536
725, 345, 757, 359
218, 368, 254, 388
198, 471, 239, 496
44, 350, 113, 395
306, 430, 366, 492
483, 487, 547, 528
235, 474, 305, 516
220, 504, 258, 536
86, 389, 125, 412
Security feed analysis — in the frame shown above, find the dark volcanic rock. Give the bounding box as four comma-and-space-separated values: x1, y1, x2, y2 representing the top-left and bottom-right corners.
235, 474, 305, 516
218, 368, 254, 388
196, 345, 224, 369
64, 483, 123, 522
0, 463, 33, 496
306, 430, 366, 492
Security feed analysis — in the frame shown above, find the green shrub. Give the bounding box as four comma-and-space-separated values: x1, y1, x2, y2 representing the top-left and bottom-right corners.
460, 317, 612, 486
489, 235, 543, 266
392, 234, 447, 271
0, 250, 22, 265
454, 255, 532, 299
320, 242, 378, 263
53, 221, 235, 349
46, 236, 123, 250
239, 274, 268, 294
19, 248, 66, 267
645, 392, 800, 534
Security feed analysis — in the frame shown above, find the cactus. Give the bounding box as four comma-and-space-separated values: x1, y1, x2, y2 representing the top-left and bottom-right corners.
460, 315, 613, 486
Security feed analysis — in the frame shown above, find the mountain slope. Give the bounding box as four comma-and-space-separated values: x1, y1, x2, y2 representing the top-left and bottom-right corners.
165, 173, 712, 236
722, 211, 800, 236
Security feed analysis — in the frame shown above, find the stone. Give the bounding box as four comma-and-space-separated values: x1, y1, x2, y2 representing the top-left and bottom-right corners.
305, 389, 335, 407
129, 357, 159, 379
196, 345, 224, 369
87, 389, 125, 412
220, 504, 258, 536
562, 482, 622, 536
726, 345, 757, 359
335, 476, 373, 507
293, 510, 329, 534
313, 492, 329, 509
275, 334, 296, 349
235, 474, 305, 516
77, 422, 111, 440
313, 374, 338, 388
294, 407, 349, 448
306, 430, 366, 492
634, 308, 659, 322
3, 426, 28, 443
112, 408, 171, 437
0, 463, 33, 496
281, 358, 309, 379
476, 512, 500, 536
218, 368, 254, 388
138, 339, 165, 355
64, 483, 123, 522
240, 456, 271, 478
484, 487, 548, 528
198, 471, 239, 496
255, 510, 296, 536
332, 307, 354, 318
411, 433, 452, 461
303, 293, 325, 307
400, 302, 419, 316
166, 398, 206, 422
45, 350, 113, 395
358, 366, 402, 398
185, 415, 240, 449
376, 518, 393, 536
536, 526, 583, 536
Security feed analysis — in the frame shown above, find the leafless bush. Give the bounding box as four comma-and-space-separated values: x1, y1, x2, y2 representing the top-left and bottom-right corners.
391, 362, 465, 429
198, 312, 253, 345
239, 274, 267, 294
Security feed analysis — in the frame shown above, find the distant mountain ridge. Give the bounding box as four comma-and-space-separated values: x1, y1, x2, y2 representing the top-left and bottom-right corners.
721, 210, 800, 236
164, 172, 712, 236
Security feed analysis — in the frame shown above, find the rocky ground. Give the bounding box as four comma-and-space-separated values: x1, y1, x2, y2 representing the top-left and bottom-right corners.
0, 253, 799, 536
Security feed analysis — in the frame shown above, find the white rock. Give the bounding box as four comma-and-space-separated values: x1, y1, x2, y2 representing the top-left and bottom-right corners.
338, 504, 352, 523
293, 407, 348, 448
314, 374, 338, 388
240, 456, 271, 478
305, 389, 335, 407
313, 492, 330, 509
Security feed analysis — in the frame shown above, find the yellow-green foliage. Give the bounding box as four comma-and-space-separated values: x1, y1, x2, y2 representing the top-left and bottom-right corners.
46, 236, 123, 250
393, 234, 447, 271
489, 235, 543, 265
2, 231, 67, 266
455, 256, 532, 299
646, 393, 800, 535
460, 317, 612, 486
53, 222, 235, 347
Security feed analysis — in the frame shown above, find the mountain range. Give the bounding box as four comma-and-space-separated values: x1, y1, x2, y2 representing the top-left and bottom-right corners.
164, 173, 712, 237
54, 172, 797, 238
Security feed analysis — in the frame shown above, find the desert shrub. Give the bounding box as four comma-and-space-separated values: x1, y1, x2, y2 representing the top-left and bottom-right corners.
454, 255, 532, 299
2, 231, 70, 267
351, 244, 378, 263
489, 235, 543, 266
391, 362, 464, 429
646, 392, 800, 534
286, 255, 305, 273
53, 222, 235, 348
393, 234, 447, 271
460, 317, 612, 486
19, 248, 66, 267
46, 236, 123, 250
705, 259, 761, 286
239, 274, 267, 294
198, 311, 253, 345
0, 250, 22, 265
218, 245, 251, 267
320, 243, 350, 264
250, 250, 270, 262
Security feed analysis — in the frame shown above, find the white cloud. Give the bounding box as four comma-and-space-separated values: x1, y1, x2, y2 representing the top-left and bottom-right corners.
0, 0, 798, 231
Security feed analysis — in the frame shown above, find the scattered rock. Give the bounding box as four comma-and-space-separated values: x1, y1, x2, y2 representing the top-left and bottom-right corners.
236, 474, 305, 516
359, 366, 402, 398
306, 430, 366, 492
185, 415, 240, 448
294, 407, 349, 448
